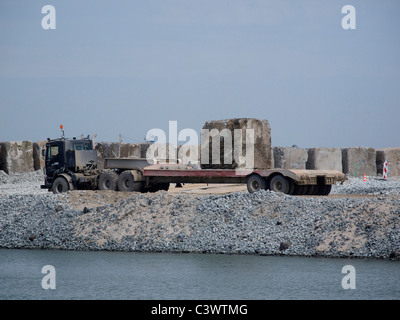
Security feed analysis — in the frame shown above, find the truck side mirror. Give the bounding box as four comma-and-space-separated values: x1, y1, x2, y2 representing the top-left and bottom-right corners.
42, 149, 46, 157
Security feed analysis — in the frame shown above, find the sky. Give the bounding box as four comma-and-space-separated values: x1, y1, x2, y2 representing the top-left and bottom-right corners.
0, 0, 399, 148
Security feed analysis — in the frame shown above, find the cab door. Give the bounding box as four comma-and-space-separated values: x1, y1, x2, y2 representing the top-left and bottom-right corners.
45, 142, 64, 181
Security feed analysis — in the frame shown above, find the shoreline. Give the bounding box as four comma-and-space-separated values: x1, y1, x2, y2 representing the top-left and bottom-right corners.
0, 245, 398, 262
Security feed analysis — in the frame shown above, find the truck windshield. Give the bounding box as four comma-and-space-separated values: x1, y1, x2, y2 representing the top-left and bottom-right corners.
73, 142, 92, 150
47, 145, 59, 159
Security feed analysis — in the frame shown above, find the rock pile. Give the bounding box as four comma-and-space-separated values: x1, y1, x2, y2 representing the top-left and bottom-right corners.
0, 171, 399, 259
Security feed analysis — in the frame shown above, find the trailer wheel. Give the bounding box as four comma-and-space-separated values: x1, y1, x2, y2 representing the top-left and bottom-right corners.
307, 185, 316, 195
288, 179, 296, 195
52, 177, 69, 194
117, 171, 143, 192
98, 171, 118, 191
247, 174, 267, 193
292, 184, 302, 195
315, 183, 332, 195
269, 175, 290, 194
322, 184, 332, 195
301, 185, 309, 195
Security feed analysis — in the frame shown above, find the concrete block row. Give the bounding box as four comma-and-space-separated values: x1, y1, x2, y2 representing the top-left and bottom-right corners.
0, 141, 155, 173
272, 146, 398, 177
1, 138, 400, 177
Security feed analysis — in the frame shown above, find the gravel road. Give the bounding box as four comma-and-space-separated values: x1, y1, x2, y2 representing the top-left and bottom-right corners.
1, 170, 399, 260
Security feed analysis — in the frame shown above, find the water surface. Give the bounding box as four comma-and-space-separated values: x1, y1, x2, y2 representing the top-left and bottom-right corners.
0, 249, 399, 300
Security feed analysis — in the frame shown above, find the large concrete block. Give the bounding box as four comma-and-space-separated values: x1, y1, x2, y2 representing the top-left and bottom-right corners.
306, 148, 343, 172
376, 148, 400, 176
0, 141, 34, 174
95, 142, 120, 169
342, 147, 376, 177
200, 118, 272, 169
120, 143, 141, 159
273, 147, 308, 169
33, 141, 47, 171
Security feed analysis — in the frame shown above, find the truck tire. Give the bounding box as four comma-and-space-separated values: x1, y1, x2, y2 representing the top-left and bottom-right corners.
52, 177, 69, 194
247, 174, 267, 193
306, 185, 316, 195
322, 184, 332, 195
312, 184, 321, 195
98, 171, 118, 191
117, 171, 143, 192
292, 184, 303, 195
288, 179, 296, 195
269, 175, 290, 194
315, 183, 332, 195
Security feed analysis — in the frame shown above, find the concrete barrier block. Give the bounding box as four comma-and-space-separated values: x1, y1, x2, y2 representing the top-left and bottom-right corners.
139, 143, 151, 159
376, 148, 400, 176
0, 141, 34, 174
306, 148, 342, 172
273, 147, 308, 169
342, 147, 376, 177
95, 142, 120, 169
200, 118, 272, 169
33, 141, 47, 171
120, 143, 141, 159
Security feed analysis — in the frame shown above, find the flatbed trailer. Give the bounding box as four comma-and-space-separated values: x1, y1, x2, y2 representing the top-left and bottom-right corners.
104, 158, 347, 195
40, 135, 347, 195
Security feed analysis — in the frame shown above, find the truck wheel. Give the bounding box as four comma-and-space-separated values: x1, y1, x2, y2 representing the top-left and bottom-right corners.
292, 184, 302, 195
117, 171, 143, 192
270, 175, 290, 194
52, 177, 69, 194
302, 185, 310, 195
307, 185, 316, 195
288, 179, 296, 195
322, 184, 332, 195
315, 183, 331, 195
98, 171, 118, 191
247, 174, 267, 193
312, 184, 320, 196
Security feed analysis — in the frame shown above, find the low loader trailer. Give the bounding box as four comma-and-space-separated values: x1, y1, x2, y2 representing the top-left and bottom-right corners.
41, 135, 346, 195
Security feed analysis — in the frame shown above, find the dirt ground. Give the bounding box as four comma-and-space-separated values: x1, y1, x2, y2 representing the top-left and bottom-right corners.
60, 183, 382, 212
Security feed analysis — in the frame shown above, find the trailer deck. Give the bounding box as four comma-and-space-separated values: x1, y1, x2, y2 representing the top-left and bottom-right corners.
104, 158, 347, 195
